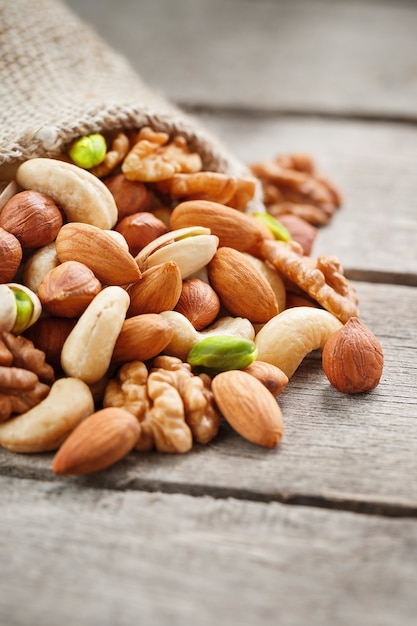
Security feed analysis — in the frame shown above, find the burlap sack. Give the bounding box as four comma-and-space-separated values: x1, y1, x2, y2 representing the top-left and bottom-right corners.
0, 0, 263, 209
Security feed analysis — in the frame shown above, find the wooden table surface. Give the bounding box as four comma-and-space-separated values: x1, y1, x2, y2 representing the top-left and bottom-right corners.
2, 1, 417, 625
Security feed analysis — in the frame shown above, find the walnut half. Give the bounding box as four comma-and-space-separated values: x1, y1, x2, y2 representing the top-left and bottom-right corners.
104, 356, 221, 453
0, 332, 54, 422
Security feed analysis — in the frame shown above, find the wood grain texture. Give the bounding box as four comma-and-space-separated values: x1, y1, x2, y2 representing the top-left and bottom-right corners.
65, 0, 417, 119
3, 3, 417, 622
63, 0, 417, 282
1, 282, 415, 515
2, 475, 417, 626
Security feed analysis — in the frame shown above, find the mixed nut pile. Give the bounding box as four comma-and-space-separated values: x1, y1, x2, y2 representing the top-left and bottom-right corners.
0, 128, 384, 476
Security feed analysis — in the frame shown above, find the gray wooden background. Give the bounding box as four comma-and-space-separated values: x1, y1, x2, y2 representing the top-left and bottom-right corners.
2, 1, 417, 625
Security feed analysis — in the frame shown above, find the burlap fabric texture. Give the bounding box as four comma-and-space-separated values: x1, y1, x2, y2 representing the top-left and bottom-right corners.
0, 0, 263, 208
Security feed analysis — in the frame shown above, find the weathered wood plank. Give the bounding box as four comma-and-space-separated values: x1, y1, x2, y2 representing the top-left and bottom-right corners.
1, 282, 416, 513
2, 475, 417, 626
193, 112, 417, 284
65, 0, 417, 120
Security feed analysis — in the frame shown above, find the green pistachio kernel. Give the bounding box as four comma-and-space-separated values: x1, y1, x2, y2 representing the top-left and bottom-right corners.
68, 133, 107, 169
187, 335, 258, 374
253, 212, 292, 242
12, 289, 34, 334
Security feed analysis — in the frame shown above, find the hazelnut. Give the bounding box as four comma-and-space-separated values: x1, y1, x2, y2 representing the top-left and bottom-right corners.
103, 173, 151, 219
322, 316, 384, 393
115, 211, 169, 256
38, 261, 102, 317
24, 316, 76, 373
0, 227, 22, 282
0, 180, 19, 212
0, 190, 63, 248
175, 278, 220, 330
276, 213, 317, 255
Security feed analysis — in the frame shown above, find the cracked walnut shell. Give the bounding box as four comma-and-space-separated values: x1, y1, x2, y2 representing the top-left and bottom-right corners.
104, 356, 221, 453
261, 240, 359, 323
0, 331, 54, 422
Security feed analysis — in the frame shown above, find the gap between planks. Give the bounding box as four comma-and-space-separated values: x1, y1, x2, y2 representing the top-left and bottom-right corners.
180, 102, 417, 128
2, 460, 417, 521
344, 271, 417, 288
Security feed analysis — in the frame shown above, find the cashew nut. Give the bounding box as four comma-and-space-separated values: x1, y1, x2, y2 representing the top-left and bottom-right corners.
61, 286, 130, 384
160, 311, 255, 361
16, 158, 118, 229
23, 242, 60, 293
0, 377, 94, 452
255, 306, 343, 378
0, 284, 16, 331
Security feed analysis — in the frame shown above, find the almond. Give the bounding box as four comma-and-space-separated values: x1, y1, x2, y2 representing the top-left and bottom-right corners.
112, 313, 174, 364
55, 222, 141, 285
52, 407, 140, 475
211, 370, 284, 448
170, 200, 273, 256
126, 262, 182, 316
243, 361, 289, 396
208, 247, 278, 323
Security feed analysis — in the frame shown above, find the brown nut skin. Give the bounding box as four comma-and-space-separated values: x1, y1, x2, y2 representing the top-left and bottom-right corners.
126, 262, 182, 317
115, 212, 168, 257
322, 317, 384, 394
0, 190, 63, 249
170, 200, 273, 257
24, 316, 76, 374
52, 407, 140, 476
275, 213, 317, 256
38, 261, 102, 318
0, 227, 22, 282
112, 314, 174, 364
174, 278, 220, 330
208, 247, 278, 324
243, 361, 289, 397
55, 222, 141, 285
104, 173, 151, 220
212, 370, 284, 448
